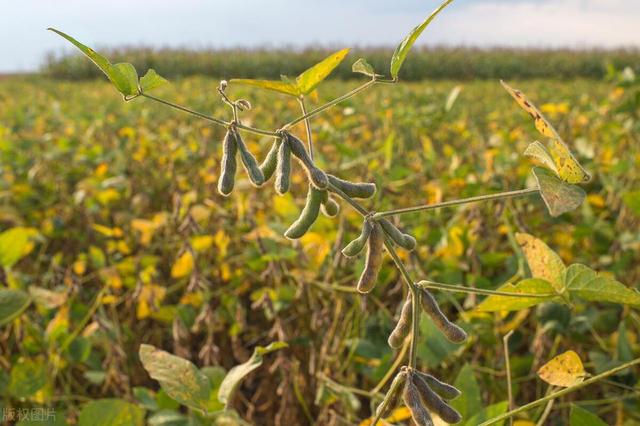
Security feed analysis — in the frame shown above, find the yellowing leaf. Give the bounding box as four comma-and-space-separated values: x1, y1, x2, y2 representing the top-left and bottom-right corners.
92, 224, 123, 238
171, 251, 194, 279
515, 233, 566, 292
533, 167, 586, 217
230, 79, 299, 97
475, 279, 561, 312
524, 141, 557, 174
136, 284, 166, 319
191, 235, 214, 252
537, 350, 587, 387
300, 232, 330, 268
0, 227, 39, 268
296, 48, 350, 95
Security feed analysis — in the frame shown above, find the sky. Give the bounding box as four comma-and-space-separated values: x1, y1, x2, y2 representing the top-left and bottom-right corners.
2, 0, 640, 72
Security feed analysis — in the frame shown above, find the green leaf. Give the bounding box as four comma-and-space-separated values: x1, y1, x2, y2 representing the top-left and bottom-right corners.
570, 404, 607, 426
139, 69, 169, 92
78, 399, 145, 426
390, 0, 454, 79
533, 167, 586, 217
139, 344, 211, 412
565, 264, 640, 306
0, 227, 39, 268
450, 364, 482, 421
352, 58, 379, 78
463, 401, 509, 426
8, 357, 46, 399
47, 28, 138, 96
230, 79, 300, 97
218, 341, 288, 407
622, 190, 640, 217
296, 48, 350, 95
0, 289, 31, 326
201, 366, 227, 412
475, 279, 561, 312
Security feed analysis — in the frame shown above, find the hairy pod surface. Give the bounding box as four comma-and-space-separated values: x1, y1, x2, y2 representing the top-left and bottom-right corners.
375, 370, 408, 418
217, 130, 238, 196
341, 220, 373, 258
259, 138, 282, 181
286, 133, 329, 190
320, 195, 340, 217
412, 373, 462, 424
275, 138, 291, 195
378, 218, 417, 251
356, 223, 384, 293
388, 295, 412, 349
420, 289, 467, 343
327, 175, 377, 199
284, 186, 322, 239
234, 130, 265, 186
403, 380, 434, 426
415, 372, 461, 400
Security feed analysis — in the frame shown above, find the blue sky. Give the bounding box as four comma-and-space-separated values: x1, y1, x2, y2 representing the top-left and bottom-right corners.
2, 0, 640, 72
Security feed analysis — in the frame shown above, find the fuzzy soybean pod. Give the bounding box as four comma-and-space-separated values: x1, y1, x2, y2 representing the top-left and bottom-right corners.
356, 222, 384, 293
275, 137, 292, 195
378, 218, 417, 251
387, 295, 412, 349
217, 130, 238, 196
286, 133, 329, 190
403, 380, 433, 426
415, 372, 461, 400
375, 370, 408, 418
234, 130, 265, 186
259, 138, 282, 181
412, 373, 462, 424
320, 194, 340, 217
327, 174, 377, 199
284, 186, 323, 239
420, 289, 467, 343
341, 220, 373, 258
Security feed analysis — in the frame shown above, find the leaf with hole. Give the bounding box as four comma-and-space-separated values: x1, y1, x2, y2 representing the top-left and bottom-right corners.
218, 341, 287, 407
537, 350, 587, 387
139, 344, 211, 412
475, 279, 561, 312
390, 0, 454, 79
533, 167, 586, 217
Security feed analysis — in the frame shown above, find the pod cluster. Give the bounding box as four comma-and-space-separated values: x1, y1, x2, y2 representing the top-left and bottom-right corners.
376, 367, 462, 425
217, 128, 266, 196
388, 290, 466, 349
341, 218, 384, 293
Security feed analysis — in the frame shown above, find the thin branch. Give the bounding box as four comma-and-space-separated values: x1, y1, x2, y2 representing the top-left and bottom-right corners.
298, 97, 315, 161
478, 357, 640, 426
503, 330, 515, 426
372, 187, 540, 219
417, 280, 555, 298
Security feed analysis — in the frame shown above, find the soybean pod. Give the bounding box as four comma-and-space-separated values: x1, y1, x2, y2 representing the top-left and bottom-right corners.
275, 137, 291, 195
388, 294, 412, 348
328, 174, 377, 199
284, 186, 322, 239
259, 138, 282, 181
415, 372, 461, 400
412, 373, 462, 424
286, 133, 329, 190
234, 130, 265, 186
378, 218, 417, 251
375, 370, 408, 418
341, 220, 373, 258
420, 289, 467, 343
320, 196, 340, 217
356, 222, 384, 293
217, 130, 238, 196
403, 380, 433, 426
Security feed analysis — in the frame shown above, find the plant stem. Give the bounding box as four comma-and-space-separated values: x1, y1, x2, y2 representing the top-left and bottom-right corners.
298, 97, 315, 160
503, 330, 515, 426
417, 280, 556, 298
372, 187, 540, 219
478, 357, 640, 426
284, 79, 377, 129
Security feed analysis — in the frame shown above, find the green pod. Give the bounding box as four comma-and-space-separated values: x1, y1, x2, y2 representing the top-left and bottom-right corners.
275, 138, 291, 195
420, 289, 467, 343
388, 295, 412, 348
341, 220, 373, 258
375, 370, 408, 418
356, 223, 384, 293
320, 196, 340, 217
415, 372, 461, 400
234, 130, 265, 186
259, 138, 282, 181
412, 373, 462, 424
378, 219, 416, 251
217, 130, 238, 196
327, 174, 377, 199
403, 381, 433, 426
284, 186, 322, 239
286, 133, 328, 190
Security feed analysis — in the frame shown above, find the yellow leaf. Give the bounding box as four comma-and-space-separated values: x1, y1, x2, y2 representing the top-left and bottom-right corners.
136, 284, 166, 319
214, 230, 230, 257
300, 232, 330, 268
171, 251, 194, 279
92, 224, 123, 238
537, 350, 587, 387
514, 421, 536, 426
515, 233, 565, 291
191, 235, 214, 252
73, 257, 87, 275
